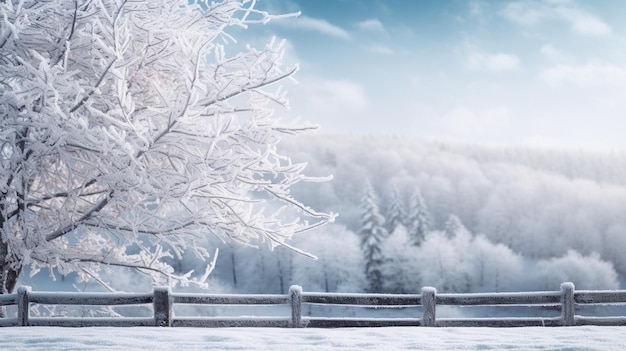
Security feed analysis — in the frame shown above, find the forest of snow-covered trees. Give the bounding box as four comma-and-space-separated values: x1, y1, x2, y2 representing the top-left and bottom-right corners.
5, 0, 625, 298
17, 133, 625, 295
175, 134, 626, 295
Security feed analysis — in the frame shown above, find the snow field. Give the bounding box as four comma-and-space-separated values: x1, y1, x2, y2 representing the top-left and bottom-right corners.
0, 326, 625, 350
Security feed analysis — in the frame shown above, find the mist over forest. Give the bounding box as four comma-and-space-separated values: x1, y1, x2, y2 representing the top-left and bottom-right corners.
22, 134, 626, 296
196, 134, 626, 294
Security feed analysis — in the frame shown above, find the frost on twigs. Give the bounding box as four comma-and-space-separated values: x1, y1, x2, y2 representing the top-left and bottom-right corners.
0, 0, 334, 293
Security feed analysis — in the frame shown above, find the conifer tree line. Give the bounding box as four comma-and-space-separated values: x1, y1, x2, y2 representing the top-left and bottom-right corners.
266, 134, 626, 295
165, 136, 626, 295
356, 180, 618, 294
177, 175, 619, 296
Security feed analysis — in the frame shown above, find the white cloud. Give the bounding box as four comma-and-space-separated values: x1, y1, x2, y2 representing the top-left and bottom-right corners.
555, 7, 611, 36
445, 106, 511, 136
501, 1, 611, 36
366, 44, 393, 55
540, 44, 564, 61
278, 16, 351, 39
468, 1, 488, 18
501, 1, 549, 25
540, 63, 626, 87
315, 80, 367, 108
466, 50, 521, 73
295, 78, 368, 120
356, 19, 385, 33
545, 0, 572, 4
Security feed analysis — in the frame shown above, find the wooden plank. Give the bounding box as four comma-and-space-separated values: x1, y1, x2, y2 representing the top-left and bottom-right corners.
17, 287, 29, 326
576, 316, 626, 326
290, 285, 303, 328
173, 294, 289, 305
561, 282, 575, 326
305, 318, 421, 328
0, 294, 16, 306
153, 287, 172, 327
172, 317, 291, 328
575, 291, 626, 304
302, 293, 420, 306
421, 287, 436, 327
29, 292, 153, 305
0, 318, 18, 327
436, 292, 560, 306
28, 317, 155, 327
437, 317, 562, 328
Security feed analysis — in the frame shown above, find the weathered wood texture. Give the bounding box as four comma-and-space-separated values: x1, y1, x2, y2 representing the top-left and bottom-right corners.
1, 282, 625, 328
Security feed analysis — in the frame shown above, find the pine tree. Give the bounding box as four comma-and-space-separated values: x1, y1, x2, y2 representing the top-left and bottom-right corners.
358, 181, 388, 292
444, 214, 466, 239
380, 225, 420, 293
385, 187, 404, 235
406, 188, 430, 246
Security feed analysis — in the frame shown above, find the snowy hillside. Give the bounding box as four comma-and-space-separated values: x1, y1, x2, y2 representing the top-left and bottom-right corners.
281, 134, 626, 239
19, 134, 626, 297
273, 135, 626, 292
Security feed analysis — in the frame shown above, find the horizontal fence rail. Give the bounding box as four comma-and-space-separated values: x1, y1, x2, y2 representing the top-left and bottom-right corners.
1, 282, 625, 328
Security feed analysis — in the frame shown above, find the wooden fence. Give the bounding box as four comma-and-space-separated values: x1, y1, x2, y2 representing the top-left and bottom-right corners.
1, 282, 625, 327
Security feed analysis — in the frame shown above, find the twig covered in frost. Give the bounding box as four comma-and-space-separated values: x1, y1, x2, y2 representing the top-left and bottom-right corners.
0, 0, 333, 293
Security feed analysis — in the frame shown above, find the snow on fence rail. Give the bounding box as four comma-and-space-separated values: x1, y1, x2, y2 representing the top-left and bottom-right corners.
1, 282, 625, 328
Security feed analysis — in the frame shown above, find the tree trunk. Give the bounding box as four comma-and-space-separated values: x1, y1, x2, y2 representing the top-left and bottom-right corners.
324, 269, 329, 293
277, 257, 285, 294
0, 238, 21, 318
0, 239, 20, 294
230, 248, 238, 289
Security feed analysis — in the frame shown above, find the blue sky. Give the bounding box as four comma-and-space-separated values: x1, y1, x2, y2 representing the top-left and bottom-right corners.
240, 0, 626, 151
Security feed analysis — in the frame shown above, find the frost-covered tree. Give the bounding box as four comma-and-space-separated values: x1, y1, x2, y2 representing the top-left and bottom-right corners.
291, 224, 365, 293
444, 214, 469, 239
414, 231, 471, 293
384, 187, 404, 235
468, 235, 524, 292
380, 225, 420, 293
533, 250, 618, 290
0, 0, 335, 294
232, 243, 291, 294
406, 188, 430, 246
358, 181, 387, 292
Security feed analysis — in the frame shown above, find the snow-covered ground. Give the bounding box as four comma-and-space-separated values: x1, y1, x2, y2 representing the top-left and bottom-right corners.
0, 326, 624, 350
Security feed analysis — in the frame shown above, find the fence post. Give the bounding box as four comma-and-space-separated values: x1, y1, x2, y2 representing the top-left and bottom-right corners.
17, 286, 30, 326
560, 282, 575, 326
153, 286, 172, 327
290, 285, 303, 328
421, 286, 437, 327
